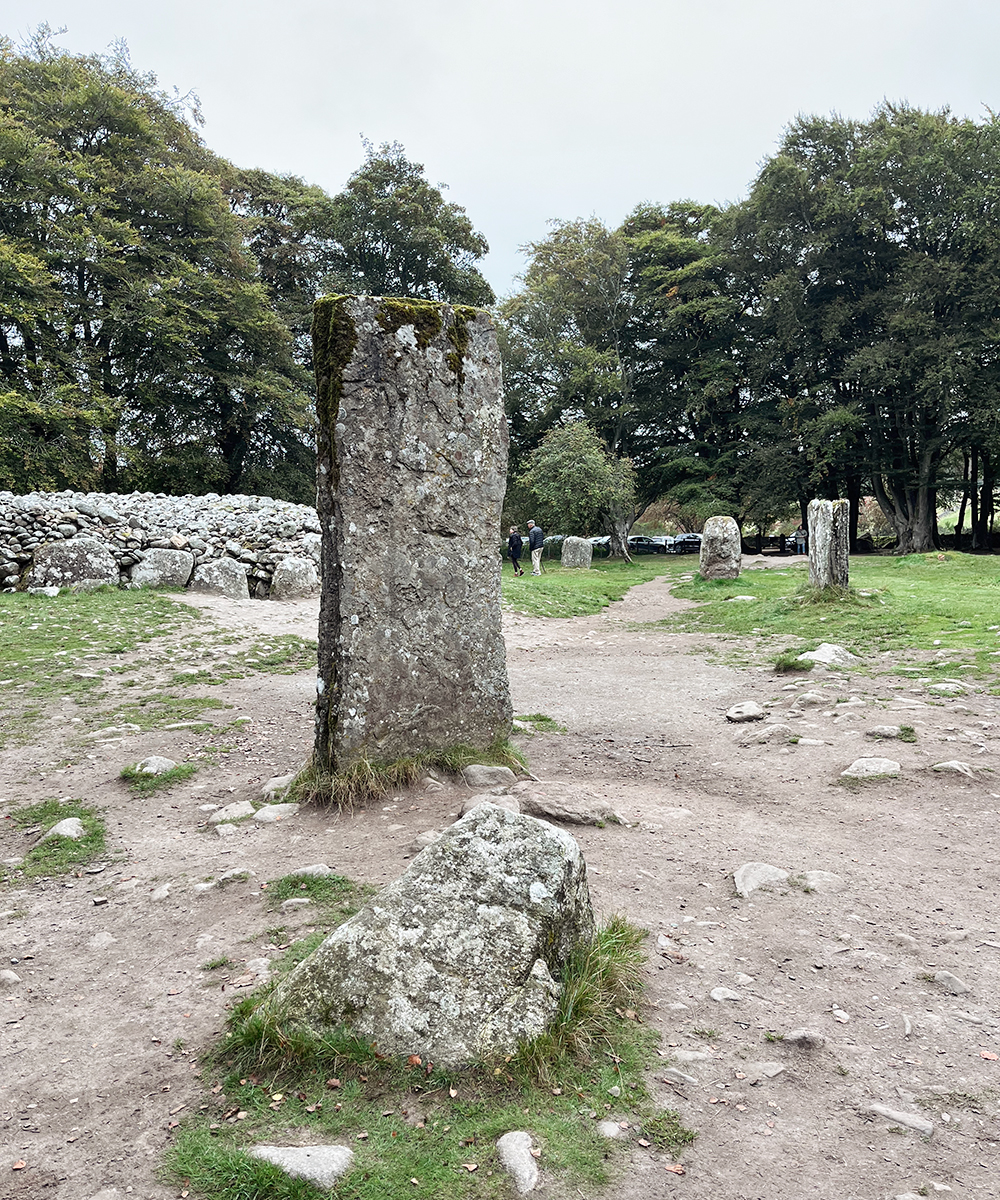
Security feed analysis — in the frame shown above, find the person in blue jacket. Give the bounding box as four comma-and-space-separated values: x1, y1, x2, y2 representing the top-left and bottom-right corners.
527, 520, 544, 575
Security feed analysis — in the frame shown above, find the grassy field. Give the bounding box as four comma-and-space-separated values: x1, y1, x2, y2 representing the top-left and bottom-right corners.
501, 557, 673, 618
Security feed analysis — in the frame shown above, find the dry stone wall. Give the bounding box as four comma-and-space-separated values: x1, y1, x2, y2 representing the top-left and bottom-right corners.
0, 490, 321, 598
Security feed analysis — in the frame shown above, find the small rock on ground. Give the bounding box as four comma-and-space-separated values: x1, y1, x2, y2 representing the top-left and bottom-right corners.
596, 1120, 627, 1139
253, 803, 300, 823
462, 764, 517, 788
134, 755, 176, 775
511, 780, 619, 825
408, 830, 442, 854
495, 1130, 540, 1194
0, 969, 22, 986
734, 861, 789, 897
803, 869, 845, 893
840, 757, 900, 779
868, 1104, 933, 1136
866, 725, 902, 739
933, 970, 971, 994
460, 793, 520, 816
796, 642, 860, 667
726, 701, 764, 722
784, 1028, 825, 1049
248, 1145, 354, 1187
208, 800, 255, 824
293, 864, 335, 876
710, 986, 742, 1002
261, 773, 295, 798
39, 817, 85, 841
931, 760, 974, 777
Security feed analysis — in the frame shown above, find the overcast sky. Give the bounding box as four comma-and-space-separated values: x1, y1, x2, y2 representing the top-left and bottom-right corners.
4, 1, 1000, 295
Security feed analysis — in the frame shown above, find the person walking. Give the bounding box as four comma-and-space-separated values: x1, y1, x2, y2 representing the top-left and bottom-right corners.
527, 520, 544, 575
508, 526, 525, 576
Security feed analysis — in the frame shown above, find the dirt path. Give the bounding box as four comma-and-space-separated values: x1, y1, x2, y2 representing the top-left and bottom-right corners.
2, 569, 998, 1200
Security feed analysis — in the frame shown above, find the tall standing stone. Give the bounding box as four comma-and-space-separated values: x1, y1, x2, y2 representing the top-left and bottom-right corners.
312, 296, 512, 775
699, 515, 741, 579
808, 498, 850, 589
560, 536, 593, 569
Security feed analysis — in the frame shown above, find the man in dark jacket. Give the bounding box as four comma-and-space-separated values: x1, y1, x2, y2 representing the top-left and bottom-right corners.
508, 526, 525, 576
527, 520, 544, 575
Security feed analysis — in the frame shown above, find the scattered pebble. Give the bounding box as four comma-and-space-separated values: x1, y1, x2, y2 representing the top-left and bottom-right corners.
710, 986, 742, 1002
133, 755, 177, 776
495, 1130, 540, 1194
726, 702, 765, 723
734, 861, 789, 897
869, 1103, 933, 1136
933, 970, 971, 995
840, 757, 900, 779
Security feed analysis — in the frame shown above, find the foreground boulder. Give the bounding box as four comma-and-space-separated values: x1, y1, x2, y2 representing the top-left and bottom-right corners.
267, 804, 594, 1067
129, 548, 194, 589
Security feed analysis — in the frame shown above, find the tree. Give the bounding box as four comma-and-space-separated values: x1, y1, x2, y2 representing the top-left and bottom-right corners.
516, 421, 637, 550
326, 141, 494, 305
0, 30, 318, 499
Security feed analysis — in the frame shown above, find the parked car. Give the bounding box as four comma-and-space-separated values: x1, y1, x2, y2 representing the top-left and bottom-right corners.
627, 535, 667, 555
666, 533, 702, 554
589, 535, 611, 558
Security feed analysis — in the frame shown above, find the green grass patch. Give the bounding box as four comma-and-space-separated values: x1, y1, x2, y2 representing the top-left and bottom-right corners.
165, 915, 694, 1200
513, 713, 567, 734
502, 560, 670, 619
2, 798, 105, 879
93, 692, 230, 732
773, 649, 814, 673
169, 636, 318, 688
295, 738, 525, 809
120, 761, 199, 795
661, 553, 1000, 670
0, 588, 200, 746
262, 871, 376, 922
899, 725, 917, 743
201, 956, 233, 972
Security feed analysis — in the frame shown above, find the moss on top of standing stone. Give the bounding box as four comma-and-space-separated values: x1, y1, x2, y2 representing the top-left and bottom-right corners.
313, 295, 358, 429
376, 297, 444, 349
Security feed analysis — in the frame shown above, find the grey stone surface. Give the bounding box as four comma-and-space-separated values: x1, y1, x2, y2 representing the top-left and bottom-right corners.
39, 817, 85, 842
699, 515, 741, 580
207, 800, 255, 824
511, 780, 620, 826
797, 642, 859, 667
247, 1144, 354, 1187
293, 863, 336, 877
802, 869, 846, 893
253, 803, 300, 823
270, 554, 320, 599
841, 757, 900, 779
741, 722, 794, 745
28, 536, 118, 590
931, 760, 974, 777
734, 862, 789, 897
313, 297, 511, 773
596, 1120, 627, 1139
462, 764, 518, 789
409, 829, 443, 853
460, 793, 519, 816
726, 701, 765, 723
0, 968, 23, 986
933, 970, 971, 994
496, 1130, 540, 1194
189, 555, 249, 599
807, 498, 849, 589
867, 725, 902, 740
560, 535, 593, 569
129, 548, 194, 588
784, 1028, 826, 1049
710, 986, 743, 1002
869, 1104, 933, 1136
268, 803, 594, 1068
134, 755, 177, 775
262, 773, 295, 798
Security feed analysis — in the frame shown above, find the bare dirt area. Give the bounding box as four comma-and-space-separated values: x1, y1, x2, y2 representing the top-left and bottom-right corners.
3, 569, 999, 1200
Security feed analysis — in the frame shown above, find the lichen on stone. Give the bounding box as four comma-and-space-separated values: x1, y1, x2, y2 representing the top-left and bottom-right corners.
312, 295, 358, 430
376, 297, 444, 350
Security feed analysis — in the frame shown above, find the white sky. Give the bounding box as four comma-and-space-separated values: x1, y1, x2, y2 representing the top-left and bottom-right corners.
4, 1, 1000, 296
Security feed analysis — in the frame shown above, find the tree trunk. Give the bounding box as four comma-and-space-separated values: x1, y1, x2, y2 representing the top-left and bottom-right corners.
970, 447, 980, 545
955, 450, 969, 541
845, 473, 861, 552
872, 470, 938, 553
606, 500, 633, 562
973, 450, 994, 550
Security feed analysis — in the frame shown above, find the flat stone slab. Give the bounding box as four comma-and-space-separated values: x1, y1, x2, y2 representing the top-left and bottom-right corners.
931, 760, 974, 777
741, 723, 794, 745
460, 793, 519, 816
734, 862, 789, 897
866, 725, 902, 739
511, 780, 619, 825
841, 757, 900, 779
207, 800, 255, 824
710, 986, 743, 1002
868, 1104, 933, 1136
803, 870, 845, 894
247, 1144, 354, 1186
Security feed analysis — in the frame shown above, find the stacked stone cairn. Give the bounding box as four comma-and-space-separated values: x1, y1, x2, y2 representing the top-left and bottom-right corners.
0, 490, 321, 599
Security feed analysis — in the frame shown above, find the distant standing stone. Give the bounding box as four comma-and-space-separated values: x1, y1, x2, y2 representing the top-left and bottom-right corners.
561, 536, 593, 569
496, 1130, 540, 1194
189, 556, 249, 599
129, 548, 194, 589
699, 515, 742, 580
807, 498, 849, 589
269, 555, 320, 599
726, 701, 765, 723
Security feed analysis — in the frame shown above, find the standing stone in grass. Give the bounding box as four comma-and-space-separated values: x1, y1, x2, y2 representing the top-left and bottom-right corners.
267, 803, 594, 1068
312, 296, 512, 777
28, 536, 118, 590
807, 498, 849, 590
699, 515, 742, 580
561, 536, 593, 569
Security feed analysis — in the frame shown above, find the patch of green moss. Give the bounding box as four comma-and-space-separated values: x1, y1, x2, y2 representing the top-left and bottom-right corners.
445, 305, 476, 384
312, 295, 358, 430
377, 297, 443, 350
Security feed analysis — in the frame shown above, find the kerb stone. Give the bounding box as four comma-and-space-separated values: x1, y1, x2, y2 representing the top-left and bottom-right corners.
313, 296, 511, 772
699, 515, 741, 579
808, 498, 849, 589
561, 536, 593, 569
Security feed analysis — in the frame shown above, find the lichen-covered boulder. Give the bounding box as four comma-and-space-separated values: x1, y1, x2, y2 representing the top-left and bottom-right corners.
28, 536, 118, 590
129, 548, 195, 589
270, 555, 320, 599
267, 804, 594, 1067
561, 536, 593, 569
189, 556, 249, 599
699, 515, 741, 580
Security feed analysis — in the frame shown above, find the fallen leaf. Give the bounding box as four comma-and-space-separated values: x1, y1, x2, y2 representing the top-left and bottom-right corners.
664, 1164, 685, 1175
407, 1055, 422, 1067
529, 1148, 542, 1158
381, 1109, 395, 1117
356, 1132, 368, 1141
326, 1078, 341, 1089
462, 1163, 478, 1172
449, 1086, 458, 1098
637, 1138, 650, 1148
981, 1050, 999, 1061
167, 989, 181, 996
13, 1160, 26, 1170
